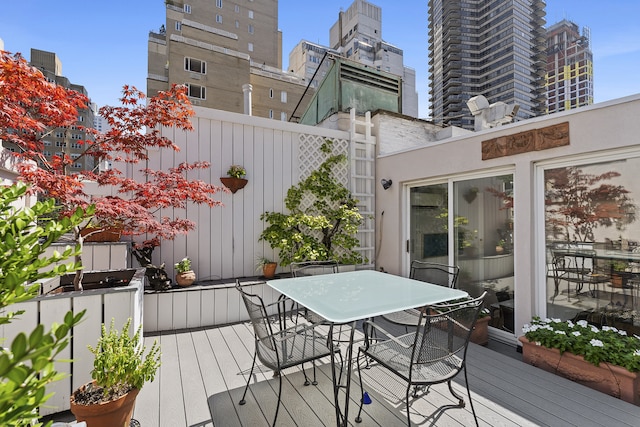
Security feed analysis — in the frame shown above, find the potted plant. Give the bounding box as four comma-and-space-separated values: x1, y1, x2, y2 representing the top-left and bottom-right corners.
220, 164, 248, 193
495, 239, 506, 254
609, 260, 631, 288
259, 139, 365, 267
70, 318, 161, 427
520, 317, 640, 404
256, 257, 278, 279
175, 257, 196, 286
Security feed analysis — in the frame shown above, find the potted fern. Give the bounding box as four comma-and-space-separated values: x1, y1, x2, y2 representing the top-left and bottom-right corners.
70, 318, 161, 427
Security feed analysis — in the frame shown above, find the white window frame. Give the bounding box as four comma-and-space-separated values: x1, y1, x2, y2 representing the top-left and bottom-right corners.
269, 88, 274, 98
184, 4, 191, 13
269, 109, 273, 119
248, 10, 254, 19
216, 0, 222, 8
186, 83, 206, 100
175, 21, 182, 31
185, 57, 206, 74
247, 42, 254, 52
248, 24, 254, 34
216, 14, 223, 24
281, 91, 287, 103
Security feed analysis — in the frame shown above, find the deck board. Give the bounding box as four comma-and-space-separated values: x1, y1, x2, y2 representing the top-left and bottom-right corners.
60, 320, 639, 427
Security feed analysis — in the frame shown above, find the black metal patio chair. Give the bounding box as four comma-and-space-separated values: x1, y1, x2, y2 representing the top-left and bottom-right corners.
289, 260, 340, 324
355, 292, 487, 427
381, 260, 460, 328
236, 281, 340, 426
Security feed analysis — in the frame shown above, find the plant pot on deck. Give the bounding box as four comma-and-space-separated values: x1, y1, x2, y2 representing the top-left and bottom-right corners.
70, 381, 139, 427
470, 315, 490, 346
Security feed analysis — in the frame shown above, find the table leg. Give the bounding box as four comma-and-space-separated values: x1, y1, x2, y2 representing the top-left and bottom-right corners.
330, 321, 356, 426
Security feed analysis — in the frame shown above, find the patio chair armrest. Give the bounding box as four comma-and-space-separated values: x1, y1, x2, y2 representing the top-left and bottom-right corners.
274, 321, 326, 342
363, 320, 412, 349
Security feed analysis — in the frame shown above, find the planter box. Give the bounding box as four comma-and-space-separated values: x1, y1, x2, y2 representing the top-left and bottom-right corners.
519, 336, 640, 405
0, 268, 145, 416
143, 280, 282, 332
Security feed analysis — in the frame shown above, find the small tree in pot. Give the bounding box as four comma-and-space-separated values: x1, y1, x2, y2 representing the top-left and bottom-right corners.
70, 318, 161, 427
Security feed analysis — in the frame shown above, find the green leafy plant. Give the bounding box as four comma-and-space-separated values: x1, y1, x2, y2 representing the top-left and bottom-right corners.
255, 256, 275, 271
227, 165, 246, 179
523, 317, 640, 372
86, 318, 161, 400
174, 257, 192, 273
259, 139, 365, 267
0, 183, 89, 427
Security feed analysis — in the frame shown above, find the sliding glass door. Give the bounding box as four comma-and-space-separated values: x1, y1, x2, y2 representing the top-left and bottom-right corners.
408, 173, 515, 333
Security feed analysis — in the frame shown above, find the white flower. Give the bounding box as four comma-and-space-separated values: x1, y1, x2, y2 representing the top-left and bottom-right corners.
572, 331, 581, 337
567, 321, 574, 328
577, 320, 588, 327
590, 326, 599, 333
555, 330, 566, 335
634, 349, 640, 357
589, 339, 604, 347
618, 330, 628, 336
551, 318, 562, 323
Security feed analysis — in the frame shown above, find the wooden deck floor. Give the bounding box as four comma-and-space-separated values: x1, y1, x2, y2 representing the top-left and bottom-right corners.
120, 320, 640, 427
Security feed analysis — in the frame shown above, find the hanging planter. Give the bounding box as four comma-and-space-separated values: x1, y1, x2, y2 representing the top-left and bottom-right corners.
220, 177, 248, 193
221, 165, 248, 193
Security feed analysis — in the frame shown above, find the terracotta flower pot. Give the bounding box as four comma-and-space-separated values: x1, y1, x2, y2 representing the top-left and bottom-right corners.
70, 381, 139, 427
176, 270, 196, 286
262, 262, 277, 279
519, 336, 640, 405
470, 315, 490, 346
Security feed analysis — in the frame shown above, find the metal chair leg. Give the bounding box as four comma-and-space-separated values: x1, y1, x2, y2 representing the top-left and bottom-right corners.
464, 366, 480, 427
239, 351, 257, 405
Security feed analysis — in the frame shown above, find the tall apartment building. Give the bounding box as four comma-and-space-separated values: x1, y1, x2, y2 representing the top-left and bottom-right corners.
428, 0, 547, 129
2, 49, 95, 171
546, 19, 593, 114
288, 0, 419, 118
148, 0, 313, 121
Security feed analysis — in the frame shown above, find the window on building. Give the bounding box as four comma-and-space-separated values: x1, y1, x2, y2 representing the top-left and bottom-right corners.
248, 42, 254, 52
235, 20, 239, 28
184, 4, 191, 13
281, 91, 287, 103
235, 5, 239, 12
269, 88, 273, 98
78, 116, 84, 122
269, 109, 273, 119
216, 14, 223, 23
175, 21, 182, 31
55, 132, 64, 138
248, 24, 254, 34
280, 112, 287, 121
216, 0, 222, 8
187, 84, 206, 99
185, 57, 206, 74
43, 141, 52, 146
248, 10, 254, 19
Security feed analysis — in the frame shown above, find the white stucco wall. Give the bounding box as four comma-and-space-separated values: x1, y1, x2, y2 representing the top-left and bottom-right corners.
374, 93, 640, 340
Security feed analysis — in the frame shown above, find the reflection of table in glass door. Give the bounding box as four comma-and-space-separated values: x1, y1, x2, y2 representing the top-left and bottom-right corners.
267, 270, 468, 427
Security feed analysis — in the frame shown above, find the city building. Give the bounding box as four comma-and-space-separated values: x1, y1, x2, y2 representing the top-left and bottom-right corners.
2, 49, 94, 172
545, 19, 594, 114
288, 0, 419, 118
428, 0, 547, 129
148, 0, 313, 121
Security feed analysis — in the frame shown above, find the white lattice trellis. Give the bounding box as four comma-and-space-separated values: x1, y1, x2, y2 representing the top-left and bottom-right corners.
298, 112, 376, 268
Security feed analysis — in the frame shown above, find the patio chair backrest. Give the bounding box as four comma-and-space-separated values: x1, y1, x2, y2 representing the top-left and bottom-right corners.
291, 260, 339, 277
410, 260, 460, 288
413, 292, 486, 367
235, 281, 276, 352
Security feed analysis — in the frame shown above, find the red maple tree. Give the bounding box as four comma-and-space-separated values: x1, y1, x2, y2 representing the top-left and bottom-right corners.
0, 50, 225, 290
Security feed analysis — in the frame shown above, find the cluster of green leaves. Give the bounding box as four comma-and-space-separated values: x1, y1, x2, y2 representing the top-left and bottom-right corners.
0, 183, 90, 426
523, 317, 640, 372
226, 164, 246, 179
89, 318, 161, 394
174, 257, 192, 273
259, 139, 365, 267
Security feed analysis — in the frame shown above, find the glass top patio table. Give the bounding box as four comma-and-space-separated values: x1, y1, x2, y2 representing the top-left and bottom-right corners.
267, 269, 468, 324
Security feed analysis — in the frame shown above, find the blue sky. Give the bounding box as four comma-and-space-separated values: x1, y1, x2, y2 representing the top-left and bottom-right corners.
2, 1, 640, 119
